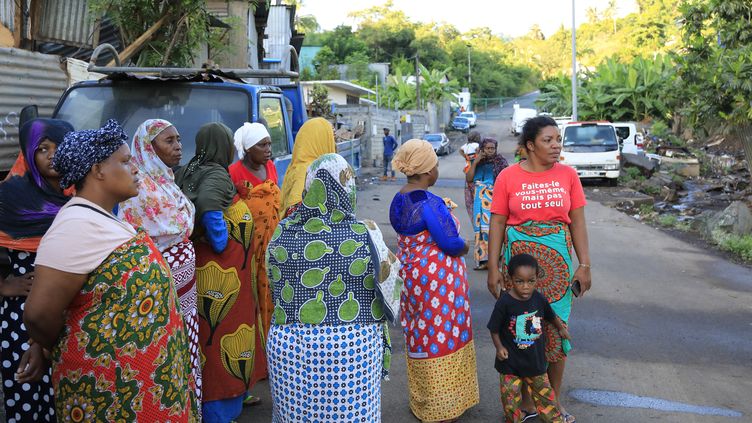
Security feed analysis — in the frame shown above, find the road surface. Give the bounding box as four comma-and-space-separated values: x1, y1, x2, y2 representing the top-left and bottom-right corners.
240, 101, 751, 422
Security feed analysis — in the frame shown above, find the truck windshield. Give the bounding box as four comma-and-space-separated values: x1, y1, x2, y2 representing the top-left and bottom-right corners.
563, 125, 618, 152
54, 83, 250, 165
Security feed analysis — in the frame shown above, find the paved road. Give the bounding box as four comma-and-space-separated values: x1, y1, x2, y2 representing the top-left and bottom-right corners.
240, 105, 752, 422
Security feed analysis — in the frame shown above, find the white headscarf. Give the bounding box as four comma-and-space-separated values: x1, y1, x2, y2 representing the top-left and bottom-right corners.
234, 122, 270, 159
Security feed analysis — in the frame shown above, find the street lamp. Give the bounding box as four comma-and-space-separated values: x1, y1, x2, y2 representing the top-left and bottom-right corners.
571, 0, 578, 121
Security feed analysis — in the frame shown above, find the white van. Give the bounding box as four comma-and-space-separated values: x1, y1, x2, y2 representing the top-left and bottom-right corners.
559, 122, 621, 186
511, 106, 537, 135
613, 122, 644, 155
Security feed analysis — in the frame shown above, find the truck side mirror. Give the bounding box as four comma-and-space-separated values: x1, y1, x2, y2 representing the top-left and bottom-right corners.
19, 105, 38, 131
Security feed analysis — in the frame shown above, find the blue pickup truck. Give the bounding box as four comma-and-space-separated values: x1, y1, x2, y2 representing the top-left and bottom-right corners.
31, 43, 363, 187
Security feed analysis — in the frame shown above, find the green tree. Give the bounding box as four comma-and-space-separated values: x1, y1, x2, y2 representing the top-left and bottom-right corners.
350, 1, 416, 62
90, 0, 214, 67
320, 25, 367, 63
675, 0, 752, 173
312, 46, 339, 79
308, 83, 333, 118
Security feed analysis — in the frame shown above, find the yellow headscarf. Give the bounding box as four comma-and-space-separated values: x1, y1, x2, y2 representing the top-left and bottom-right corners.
279, 117, 337, 216
391, 139, 438, 176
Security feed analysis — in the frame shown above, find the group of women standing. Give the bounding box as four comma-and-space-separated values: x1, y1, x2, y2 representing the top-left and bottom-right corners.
0, 111, 591, 422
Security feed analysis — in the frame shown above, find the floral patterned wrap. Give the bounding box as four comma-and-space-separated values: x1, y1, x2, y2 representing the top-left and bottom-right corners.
118, 119, 195, 252
50, 230, 198, 422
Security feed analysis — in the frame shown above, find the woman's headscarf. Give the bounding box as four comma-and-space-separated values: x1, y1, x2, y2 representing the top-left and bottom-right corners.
53, 119, 128, 189
391, 139, 438, 176
0, 118, 74, 250
479, 137, 509, 178
234, 122, 270, 160
174, 122, 236, 219
118, 119, 196, 251
278, 117, 336, 217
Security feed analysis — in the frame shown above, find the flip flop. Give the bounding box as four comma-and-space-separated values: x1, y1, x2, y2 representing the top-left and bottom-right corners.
242, 394, 261, 406
521, 409, 538, 422
563, 412, 576, 423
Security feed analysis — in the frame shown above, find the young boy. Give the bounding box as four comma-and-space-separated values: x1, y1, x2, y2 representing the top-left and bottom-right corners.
487, 253, 569, 423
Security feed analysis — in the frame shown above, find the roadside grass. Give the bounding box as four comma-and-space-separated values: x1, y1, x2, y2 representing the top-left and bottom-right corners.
712, 230, 752, 262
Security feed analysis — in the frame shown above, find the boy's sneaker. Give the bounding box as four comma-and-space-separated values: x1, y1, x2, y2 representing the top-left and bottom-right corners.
521, 410, 538, 422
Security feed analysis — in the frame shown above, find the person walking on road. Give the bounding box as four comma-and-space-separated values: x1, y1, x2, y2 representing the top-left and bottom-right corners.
382, 128, 398, 181
176, 122, 266, 422
278, 117, 337, 218
0, 118, 73, 423
488, 253, 568, 423
465, 137, 509, 270
25, 119, 198, 422
117, 119, 203, 408
390, 139, 479, 423
487, 116, 592, 423
266, 153, 400, 422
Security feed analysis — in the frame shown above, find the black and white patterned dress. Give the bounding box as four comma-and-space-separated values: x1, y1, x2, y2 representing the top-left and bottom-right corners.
0, 249, 55, 422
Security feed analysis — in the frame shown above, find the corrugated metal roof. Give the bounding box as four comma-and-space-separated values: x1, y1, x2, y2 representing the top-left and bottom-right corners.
0, 0, 15, 33
37, 0, 95, 47
0, 48, 68, 171
264, 5, 292, 85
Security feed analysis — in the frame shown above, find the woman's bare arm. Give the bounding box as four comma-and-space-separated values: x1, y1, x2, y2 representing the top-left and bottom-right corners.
487, 213, 508, 298
568, 206, 592, 295
24, 265, 87, 349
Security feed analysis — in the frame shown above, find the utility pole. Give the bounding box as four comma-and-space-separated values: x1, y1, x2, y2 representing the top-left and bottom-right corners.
571, 0, 578, 121
414, 54, 421, 110
467, 44, 472, 88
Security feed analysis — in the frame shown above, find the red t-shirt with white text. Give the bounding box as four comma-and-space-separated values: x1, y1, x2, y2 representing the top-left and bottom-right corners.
490, 163, 586, 225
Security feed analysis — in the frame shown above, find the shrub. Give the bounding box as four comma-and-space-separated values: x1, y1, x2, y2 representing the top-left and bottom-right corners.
712, 230, 752, 262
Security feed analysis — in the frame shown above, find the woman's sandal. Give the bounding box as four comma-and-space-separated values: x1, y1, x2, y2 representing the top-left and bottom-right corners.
521, 409, 538, 422
563, 412, 576, 423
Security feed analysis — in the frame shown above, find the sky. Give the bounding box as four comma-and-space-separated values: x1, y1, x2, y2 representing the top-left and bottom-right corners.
299, 0, 639, 38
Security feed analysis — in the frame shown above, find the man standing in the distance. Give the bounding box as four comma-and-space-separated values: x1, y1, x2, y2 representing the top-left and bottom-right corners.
382, 128, 399, 181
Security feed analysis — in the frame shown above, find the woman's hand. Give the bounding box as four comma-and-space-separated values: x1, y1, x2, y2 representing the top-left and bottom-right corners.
15, 343, 48, 383
487, 267, 504, 299
572, 265, 592, 297
0, 273, 34, 297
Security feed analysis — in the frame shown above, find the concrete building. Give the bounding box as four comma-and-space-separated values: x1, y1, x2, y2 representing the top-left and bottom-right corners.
301, 80, 375, 106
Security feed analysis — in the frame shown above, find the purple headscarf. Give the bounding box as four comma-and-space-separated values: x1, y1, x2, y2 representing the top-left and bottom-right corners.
0, 118, 73, 241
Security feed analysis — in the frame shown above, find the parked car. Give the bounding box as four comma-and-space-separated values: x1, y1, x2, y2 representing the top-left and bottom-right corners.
451, 116, 470, 133
423, 133, 451, 155
459, 111, 477, 127
511, 107, 537, 135
613, 122, 644, 155
559, 121, 621, 186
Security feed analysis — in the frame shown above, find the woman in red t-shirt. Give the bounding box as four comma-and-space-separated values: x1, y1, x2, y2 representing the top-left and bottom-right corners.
487, 116, 591, 423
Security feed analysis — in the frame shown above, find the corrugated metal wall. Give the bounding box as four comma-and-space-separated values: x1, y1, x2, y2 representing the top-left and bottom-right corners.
0, 48, 67, 171
263, 5, 291, 84
37, 0, 94, 47
0, 0, 15, 33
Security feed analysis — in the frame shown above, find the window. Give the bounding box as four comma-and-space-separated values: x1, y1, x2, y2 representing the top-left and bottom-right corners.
615, 126, 631, 140
346, 94, 359, 105
55, 83, 250, 165
259, 96, 289, 157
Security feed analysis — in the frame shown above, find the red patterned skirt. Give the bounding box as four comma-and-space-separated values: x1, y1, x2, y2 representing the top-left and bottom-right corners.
164, 241, 202, 405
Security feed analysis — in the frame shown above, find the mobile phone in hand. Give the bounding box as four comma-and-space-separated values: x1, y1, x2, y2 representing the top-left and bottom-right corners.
571, 280, 582, 297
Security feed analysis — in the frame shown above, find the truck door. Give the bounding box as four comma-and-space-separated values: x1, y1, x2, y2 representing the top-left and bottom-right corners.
259, 94, 294, 187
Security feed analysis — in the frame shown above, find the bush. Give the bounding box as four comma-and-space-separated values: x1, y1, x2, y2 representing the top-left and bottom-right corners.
658, 214, 678, 227
712, 230, 752, 262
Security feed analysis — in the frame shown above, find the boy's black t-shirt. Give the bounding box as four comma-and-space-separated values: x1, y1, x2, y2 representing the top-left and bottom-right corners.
486, 290, 557, 377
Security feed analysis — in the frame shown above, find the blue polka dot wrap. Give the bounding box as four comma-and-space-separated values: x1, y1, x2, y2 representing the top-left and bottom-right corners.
53, 119, 127, 189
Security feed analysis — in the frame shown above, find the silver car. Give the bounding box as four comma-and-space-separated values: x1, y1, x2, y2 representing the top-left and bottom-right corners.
423, 133, 451, 155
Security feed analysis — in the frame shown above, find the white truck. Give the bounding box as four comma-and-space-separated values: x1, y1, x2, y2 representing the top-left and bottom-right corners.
511, 105, 537, 135
559, 121, 621, 186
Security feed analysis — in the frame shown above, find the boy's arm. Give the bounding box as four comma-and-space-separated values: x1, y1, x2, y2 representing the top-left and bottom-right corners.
543, 297, 570, 339
490, 332, 508, 360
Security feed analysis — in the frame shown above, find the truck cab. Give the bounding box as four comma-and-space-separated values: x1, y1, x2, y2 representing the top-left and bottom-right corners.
51, 71, 305, 187
559, 121, 621, 186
